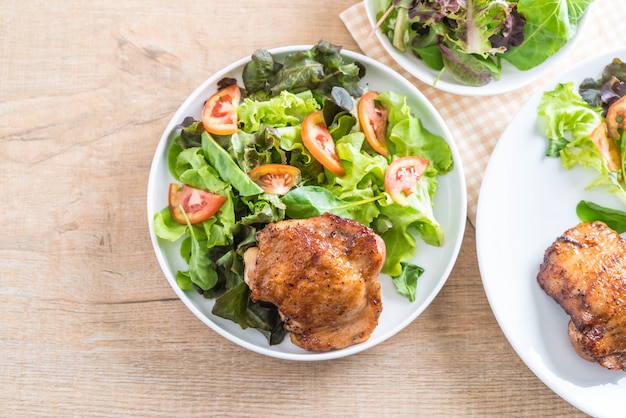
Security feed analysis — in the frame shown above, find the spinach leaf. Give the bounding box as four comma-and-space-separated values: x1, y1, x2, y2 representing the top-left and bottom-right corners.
577, 200, 626, 233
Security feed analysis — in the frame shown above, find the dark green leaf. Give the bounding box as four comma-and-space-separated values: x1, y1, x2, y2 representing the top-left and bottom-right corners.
546, 137, 570, 158
242, 49, 276, 94
392, 262, 425, 302
212, 281, 286, 345
576, 200, 626, 233
414, 45, 444, 70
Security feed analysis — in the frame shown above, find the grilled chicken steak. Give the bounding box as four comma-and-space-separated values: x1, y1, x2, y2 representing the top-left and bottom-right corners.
537, 221, 626, 370
243, 213, 385, 352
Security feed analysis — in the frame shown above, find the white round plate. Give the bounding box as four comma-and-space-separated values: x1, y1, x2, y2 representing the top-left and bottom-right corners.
476, 48, 626, 416
147, 45, 467, 361
363, 0, 589, 96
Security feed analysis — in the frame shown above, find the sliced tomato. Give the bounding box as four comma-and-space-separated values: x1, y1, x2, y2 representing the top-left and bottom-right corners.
202, 83, 241, 135
301, 111, 345, 176
606, 95, 626, 139
590, 122, 621, 171
168, 183, 227, 225
358, 90, 389, 156
248, 164, 302, 195
384, 156, 430, 205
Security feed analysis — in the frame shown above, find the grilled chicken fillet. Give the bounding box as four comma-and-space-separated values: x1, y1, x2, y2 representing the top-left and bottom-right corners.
537, 221, 626, 370
243, 213, 385, 352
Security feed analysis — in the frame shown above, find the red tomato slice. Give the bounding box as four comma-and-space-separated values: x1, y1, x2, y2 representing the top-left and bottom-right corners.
606, 95, 626, 140
248, 164, 302, 195
590, 122, 621, 171
384, 156, 430, 205
168, 183, 227, 225
358, 90, 389, 156
301, 111, 345, 177
202, 84, 241, 135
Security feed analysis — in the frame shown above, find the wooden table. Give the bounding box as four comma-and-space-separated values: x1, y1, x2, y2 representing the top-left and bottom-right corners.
0, 1, 588, 416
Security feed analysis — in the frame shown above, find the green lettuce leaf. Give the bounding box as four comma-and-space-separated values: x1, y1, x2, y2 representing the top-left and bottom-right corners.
237, 90, 320, 133
538, 81, 626, 203
392, 262, 425, 302
504, 0, 594, 70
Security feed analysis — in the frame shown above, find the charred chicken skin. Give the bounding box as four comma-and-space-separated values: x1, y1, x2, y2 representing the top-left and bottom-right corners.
243, 213, 385, 352
537, 221, 626, 370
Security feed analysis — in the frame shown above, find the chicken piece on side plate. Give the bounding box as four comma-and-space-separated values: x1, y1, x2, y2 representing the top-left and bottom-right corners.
243, 213, 385, 352
537, 221, 626, 371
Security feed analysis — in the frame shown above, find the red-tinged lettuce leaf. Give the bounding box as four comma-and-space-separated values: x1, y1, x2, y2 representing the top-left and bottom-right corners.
438, 43, 494, 87
489, 5, 526, 50
399, 0, 463, 24
580, 58, 626, 113
449, 0, 513, 56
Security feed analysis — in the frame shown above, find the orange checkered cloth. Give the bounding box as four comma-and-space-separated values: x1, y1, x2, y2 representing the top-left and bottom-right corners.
340, 0, 622, 225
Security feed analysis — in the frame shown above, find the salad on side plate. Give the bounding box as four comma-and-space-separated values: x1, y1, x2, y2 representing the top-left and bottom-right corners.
538, 56, 626, 231
372, 0, 594, 87
152, 41, 455, 344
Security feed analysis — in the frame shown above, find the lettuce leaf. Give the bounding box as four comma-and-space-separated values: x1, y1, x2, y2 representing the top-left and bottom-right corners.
538, 81, 626, 203
237, 90, 320, 133
504, 0, 594, 70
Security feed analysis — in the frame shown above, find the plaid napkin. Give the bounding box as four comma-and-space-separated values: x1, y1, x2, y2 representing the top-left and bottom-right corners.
340, 0, 622, 225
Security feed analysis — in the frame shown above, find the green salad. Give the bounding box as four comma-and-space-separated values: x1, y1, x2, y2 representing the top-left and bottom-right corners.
538, 57, 626, 232
153, 41, 454, 344
372, 0, 594, 86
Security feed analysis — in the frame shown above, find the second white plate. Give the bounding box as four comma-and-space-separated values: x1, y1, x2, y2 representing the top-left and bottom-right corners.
476, 48, 626, 417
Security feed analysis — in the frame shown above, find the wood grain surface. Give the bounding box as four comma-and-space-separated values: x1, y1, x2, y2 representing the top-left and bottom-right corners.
0, 1, 589, 416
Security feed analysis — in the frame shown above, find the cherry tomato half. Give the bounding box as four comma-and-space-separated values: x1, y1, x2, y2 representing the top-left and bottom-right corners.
168, 183, 227, 225
358, 90, 389, 156
606, 95, 626, 140
590, 122, 621, 171
301, 111, 345, 177
202, 84, 241, 135
384, 156, 430, 205
248, 164, 302, 195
